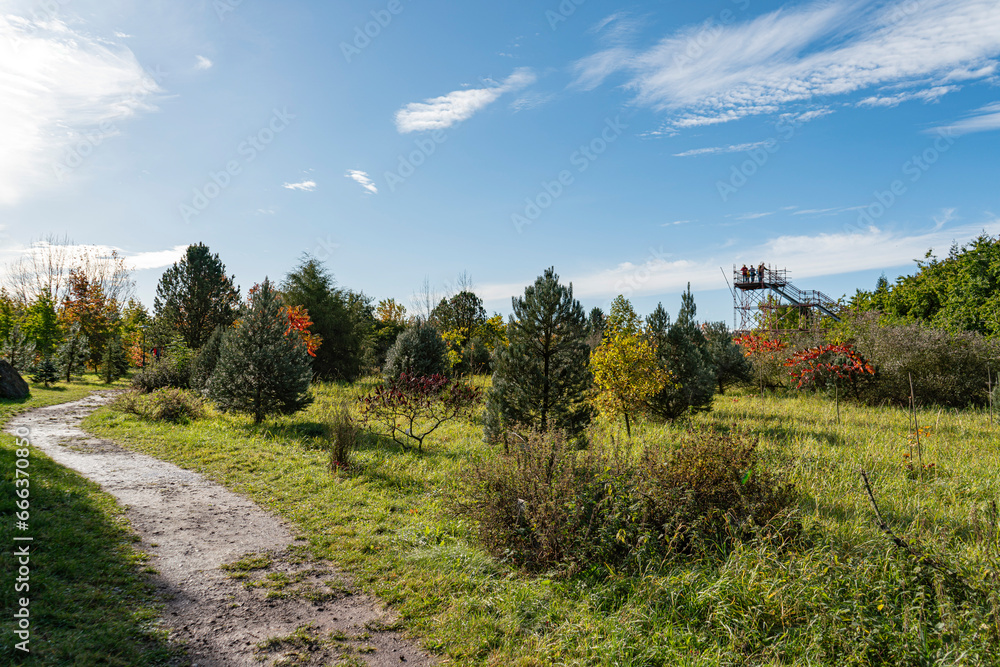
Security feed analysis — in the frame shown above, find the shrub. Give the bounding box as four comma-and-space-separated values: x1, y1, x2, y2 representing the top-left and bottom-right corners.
30, 356, 59, 387
360, 373, 481, 451
381, 324, 449, 382
458, 429, 798, 572
111, 388, 205, 423
131, 337, 194, 392
846, 313, 1000, 407
635, 431, 799, 555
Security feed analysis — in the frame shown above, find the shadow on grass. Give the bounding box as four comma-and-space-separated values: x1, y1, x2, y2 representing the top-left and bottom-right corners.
0, 442, 186, 665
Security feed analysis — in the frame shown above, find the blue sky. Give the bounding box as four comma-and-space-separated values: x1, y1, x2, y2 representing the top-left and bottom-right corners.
2, 0, 1000, 325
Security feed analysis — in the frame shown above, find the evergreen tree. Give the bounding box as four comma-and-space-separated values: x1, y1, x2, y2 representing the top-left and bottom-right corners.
646, 285, 716, 420
31, 356, 59, 387
281, 256, 364, 380
702, 321, 752, 394
190, 325, 225, 391
207, 279, 313, 424
101, 334, 130, 384
154, 243, 240, 349
382, 324, 449, 382
58, 322, 89, 382
585, 306, 606, 349
24, 291, 62, 358
484, 267, 592, 441
2, 324, 36, 373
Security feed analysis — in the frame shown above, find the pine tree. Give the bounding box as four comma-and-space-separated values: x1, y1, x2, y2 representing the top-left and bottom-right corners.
484, 267, 592, 441
207, 279, 313, 424
154, 243, 240, 349
31, 356, 59, 387
58, 322, 90, 382
24, 291, 62, 358
101, 334, 130, 384
646, 284, 716, 420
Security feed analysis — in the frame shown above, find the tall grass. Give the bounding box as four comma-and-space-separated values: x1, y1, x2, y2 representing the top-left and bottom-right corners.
84, 381, 1000, 665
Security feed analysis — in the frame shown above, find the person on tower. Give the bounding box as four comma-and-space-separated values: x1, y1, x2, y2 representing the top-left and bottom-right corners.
749, 265, 756, 283
758, 262, 766, 285
740, 264, 748, 282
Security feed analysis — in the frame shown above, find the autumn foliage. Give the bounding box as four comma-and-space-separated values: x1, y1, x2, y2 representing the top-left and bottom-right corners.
359, 372, 481, 451
784, 343, 875, 395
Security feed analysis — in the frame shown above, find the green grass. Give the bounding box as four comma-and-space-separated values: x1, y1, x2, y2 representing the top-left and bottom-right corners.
0, 374, 185, 665
84, 380, 1000, 665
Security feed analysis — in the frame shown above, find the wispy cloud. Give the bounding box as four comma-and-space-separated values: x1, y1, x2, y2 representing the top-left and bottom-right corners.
195, 55, 213, 70
673, 140, 775, 157
661, 220, 690, 226
857, 85, 959, 108
571, 0, 1000, 129
0, 242, 187, 276
345, 170, 377, 194
0, 13, 160, 204
283, 180, 316, 191
394, 68, 536, 133
479, 217, 1000, 303
735, 211, 774, 220
929, 102, 1000, 136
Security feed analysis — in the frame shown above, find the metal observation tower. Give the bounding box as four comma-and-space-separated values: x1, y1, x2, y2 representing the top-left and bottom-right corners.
731, 264, 841, 333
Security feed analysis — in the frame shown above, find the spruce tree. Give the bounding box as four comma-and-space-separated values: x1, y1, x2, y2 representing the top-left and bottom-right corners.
646, 284, 716, 420
31, 356, 59, 387
58, 322, 89, 382
190, 325, 225, 391
382, 324, 449, 382
154, 243, 240, 349
484, 267, 592, 441
702, 321, 752, 394
281, 256, 365, 380
101, 334, 130, 384
207, 279, 313, 424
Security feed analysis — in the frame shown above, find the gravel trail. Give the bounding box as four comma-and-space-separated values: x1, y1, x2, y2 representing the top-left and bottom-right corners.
7, 393, 436, 666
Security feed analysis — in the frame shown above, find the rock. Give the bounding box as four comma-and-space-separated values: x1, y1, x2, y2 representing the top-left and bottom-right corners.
0, 359, 30, 399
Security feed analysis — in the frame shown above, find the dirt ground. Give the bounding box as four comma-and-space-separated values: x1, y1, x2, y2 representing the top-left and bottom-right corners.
7, 393, 436, 666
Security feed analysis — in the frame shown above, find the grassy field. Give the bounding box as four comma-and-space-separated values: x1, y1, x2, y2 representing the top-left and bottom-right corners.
0, 375, 186, 666
83, 380, 1000, 666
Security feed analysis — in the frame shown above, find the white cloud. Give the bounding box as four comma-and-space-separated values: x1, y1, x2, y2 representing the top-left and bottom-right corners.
195, 55, 213, 70
0, 13, 161, 204
929, 102, 1000, 136
673, 140, 776, 157
345, 170, 377, 194
857, 85, 959, 107
661, 220, 690, 226
394, 68, 536, 133
735, 211, 774, 220
283, 180, 316, 191
0, 242, 187, 277
479, 217, 1000, 302
571, 0, 1000, 129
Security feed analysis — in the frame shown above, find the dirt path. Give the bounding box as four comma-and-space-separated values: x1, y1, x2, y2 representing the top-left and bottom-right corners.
7, 393, 436, 667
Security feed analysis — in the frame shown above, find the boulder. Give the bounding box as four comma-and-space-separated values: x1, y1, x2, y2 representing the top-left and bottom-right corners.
0, 359, 30, 399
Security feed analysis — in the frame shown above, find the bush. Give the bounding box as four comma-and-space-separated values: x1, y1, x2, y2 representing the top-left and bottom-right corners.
846, 313, 1000, 407
131, 337, 194, 392
458, 429, 798, 572
111, 388, 205, 423
360, 373, 481, 452
381, 324, 449, 383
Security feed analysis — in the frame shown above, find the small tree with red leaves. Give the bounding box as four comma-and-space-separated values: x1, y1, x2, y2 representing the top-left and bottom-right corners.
734, 333, 787, 394
359, 373, 481, 452
784, 343, 875, 398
